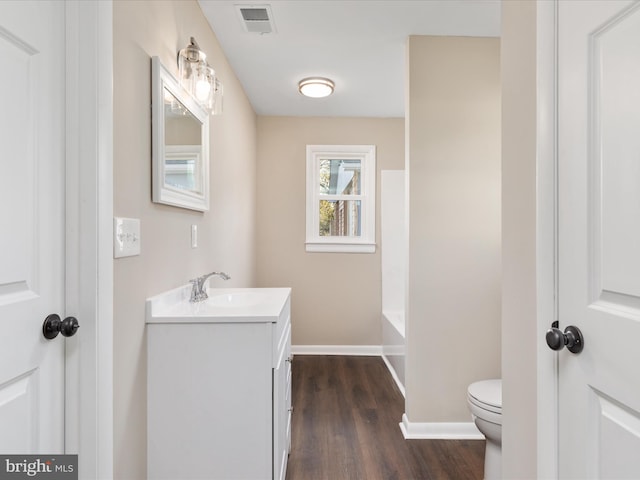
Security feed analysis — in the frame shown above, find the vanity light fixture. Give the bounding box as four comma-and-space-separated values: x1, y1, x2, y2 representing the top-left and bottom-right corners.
177, 37, 223, 114
298, 77, 335, 98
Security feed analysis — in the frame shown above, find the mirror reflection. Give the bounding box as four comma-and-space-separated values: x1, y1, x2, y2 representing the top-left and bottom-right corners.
163, 87, 202, 193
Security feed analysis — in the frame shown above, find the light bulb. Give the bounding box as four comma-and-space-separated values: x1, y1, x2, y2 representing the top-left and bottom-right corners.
195, 79, 211, 102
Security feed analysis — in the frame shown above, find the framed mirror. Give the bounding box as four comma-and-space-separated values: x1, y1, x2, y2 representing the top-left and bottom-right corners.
151, 56, 209, 211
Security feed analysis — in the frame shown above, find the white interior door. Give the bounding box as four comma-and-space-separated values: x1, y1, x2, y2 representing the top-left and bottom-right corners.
0, 1, 66, 453
558, 0, 640, 477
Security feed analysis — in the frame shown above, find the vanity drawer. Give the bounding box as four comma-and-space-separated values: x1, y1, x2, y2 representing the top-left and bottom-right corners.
285, 328, 292, 455
286, 407, 293, 454
286, 359, 292, 400
273, 296, 291, 366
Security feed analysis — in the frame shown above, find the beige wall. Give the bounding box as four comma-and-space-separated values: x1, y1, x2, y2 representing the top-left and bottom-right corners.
501, 2, 539, 477
113, 1, 257, 477
405, 36, 501, 422
255, 117, 404, 346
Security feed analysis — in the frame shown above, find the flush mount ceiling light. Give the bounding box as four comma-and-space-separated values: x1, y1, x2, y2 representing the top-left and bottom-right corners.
298, 77, 335, 98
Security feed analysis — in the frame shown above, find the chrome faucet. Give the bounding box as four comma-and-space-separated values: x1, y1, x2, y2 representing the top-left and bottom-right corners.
189, 271, 231, 302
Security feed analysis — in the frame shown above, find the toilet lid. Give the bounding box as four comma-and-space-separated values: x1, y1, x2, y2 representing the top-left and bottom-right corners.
468, 379, 502, 411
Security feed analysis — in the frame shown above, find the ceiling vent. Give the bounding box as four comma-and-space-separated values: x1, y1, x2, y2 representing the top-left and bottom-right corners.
235, 4, 276, 34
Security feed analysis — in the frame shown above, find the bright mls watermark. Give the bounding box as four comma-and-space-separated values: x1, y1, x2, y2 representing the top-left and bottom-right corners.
0, 456, 77, 480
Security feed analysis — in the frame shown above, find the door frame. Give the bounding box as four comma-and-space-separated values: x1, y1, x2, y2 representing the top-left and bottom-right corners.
536, 0, 560, 477
64, 1, 113, 478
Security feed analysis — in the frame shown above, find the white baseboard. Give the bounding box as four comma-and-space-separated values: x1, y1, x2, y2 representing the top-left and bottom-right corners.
399, 414, 484, 440
381, 354, 405, 398
291, 345, 383, 356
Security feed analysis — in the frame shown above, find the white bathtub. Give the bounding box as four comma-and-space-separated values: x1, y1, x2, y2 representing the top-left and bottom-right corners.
382, 310, 405, 396
380, 171, 406, 396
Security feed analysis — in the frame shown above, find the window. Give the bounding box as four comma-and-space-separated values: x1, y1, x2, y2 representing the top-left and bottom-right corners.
306, 145, 376, 253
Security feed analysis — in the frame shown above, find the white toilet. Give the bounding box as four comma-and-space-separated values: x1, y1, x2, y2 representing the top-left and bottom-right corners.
467, 379, 502, 480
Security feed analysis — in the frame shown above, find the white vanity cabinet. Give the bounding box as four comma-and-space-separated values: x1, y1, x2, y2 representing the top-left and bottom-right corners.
146, 287, 292, 480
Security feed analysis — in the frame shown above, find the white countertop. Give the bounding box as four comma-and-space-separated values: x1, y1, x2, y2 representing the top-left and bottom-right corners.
146, 285, 291, 324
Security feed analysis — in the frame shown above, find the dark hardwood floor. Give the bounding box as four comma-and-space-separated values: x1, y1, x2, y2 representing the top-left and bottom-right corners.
285, 355, 485, 480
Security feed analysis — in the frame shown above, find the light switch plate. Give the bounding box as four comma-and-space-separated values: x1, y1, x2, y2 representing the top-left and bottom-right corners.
114, 217, 141, 258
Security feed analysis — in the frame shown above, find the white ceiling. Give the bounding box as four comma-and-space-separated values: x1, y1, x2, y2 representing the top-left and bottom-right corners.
198, 1, 501, 118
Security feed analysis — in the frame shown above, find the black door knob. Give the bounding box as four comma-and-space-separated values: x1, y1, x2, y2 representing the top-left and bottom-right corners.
42, 314, 80, 340
546, 325, 584, 354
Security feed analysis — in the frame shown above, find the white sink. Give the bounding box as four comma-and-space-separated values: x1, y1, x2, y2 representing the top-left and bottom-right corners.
207, 292, 269, 307
146, 286, 291, 324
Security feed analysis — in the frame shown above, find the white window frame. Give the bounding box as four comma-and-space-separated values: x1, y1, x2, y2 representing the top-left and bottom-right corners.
305, 144, 376, 253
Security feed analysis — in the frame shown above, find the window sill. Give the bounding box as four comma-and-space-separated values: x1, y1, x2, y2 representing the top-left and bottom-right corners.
305, 242, 376, 253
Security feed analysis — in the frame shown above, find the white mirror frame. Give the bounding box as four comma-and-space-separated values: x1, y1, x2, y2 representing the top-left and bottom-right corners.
151, 56, 210, 212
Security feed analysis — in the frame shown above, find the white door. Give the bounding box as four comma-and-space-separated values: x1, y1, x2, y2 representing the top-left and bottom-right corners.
0, 1, 67, 453
558, 0, 640, 477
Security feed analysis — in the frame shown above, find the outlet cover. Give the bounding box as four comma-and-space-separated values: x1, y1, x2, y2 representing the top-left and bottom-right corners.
191, 224, 198, 248
114, 217, 141, 258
